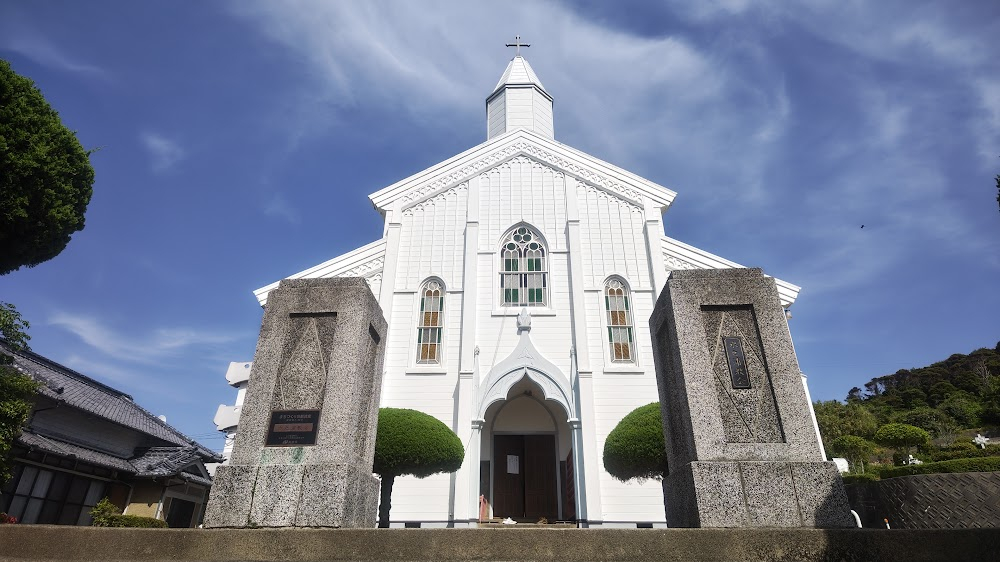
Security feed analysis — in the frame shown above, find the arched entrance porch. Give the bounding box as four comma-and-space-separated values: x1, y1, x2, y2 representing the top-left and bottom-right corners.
467, 310, 585, 524
483, 377, 573, 521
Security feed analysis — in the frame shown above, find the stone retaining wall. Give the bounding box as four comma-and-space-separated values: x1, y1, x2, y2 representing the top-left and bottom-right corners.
1, 526, 998, 562
846, 471, 1000, 529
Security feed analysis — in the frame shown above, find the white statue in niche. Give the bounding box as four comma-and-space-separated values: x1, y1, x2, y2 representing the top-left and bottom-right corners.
974, 433, 990, 449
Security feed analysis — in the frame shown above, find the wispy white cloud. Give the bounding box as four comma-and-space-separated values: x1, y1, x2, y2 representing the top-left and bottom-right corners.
59, 354, 150, 386
231, 0, 999, 301
140, 132, 185, 172
49, 311, 238, 364
262, 192, 301, 224
0, 28, 106, 76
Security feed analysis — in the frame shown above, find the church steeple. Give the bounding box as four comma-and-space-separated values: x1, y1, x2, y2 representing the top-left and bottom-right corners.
486, 41, 553, 140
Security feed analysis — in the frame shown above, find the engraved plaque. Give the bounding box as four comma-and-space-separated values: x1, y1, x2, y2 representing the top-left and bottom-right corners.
265, 409, 320, 446
723, 336, 751, 389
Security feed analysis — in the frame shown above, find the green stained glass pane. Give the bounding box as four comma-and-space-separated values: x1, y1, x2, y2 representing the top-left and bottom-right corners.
624, 297, 629, 311
607, 327, 613, 342
527, 259, 534, 272
511, 289, 518, 302
436, 329, 441, 343
627, 327, 633, 342
536, 288, 542, 302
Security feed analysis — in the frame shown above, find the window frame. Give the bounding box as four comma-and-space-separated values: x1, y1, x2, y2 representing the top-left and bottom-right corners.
498, 225, 549, 308
604, 276, 636, 365
415, 278, 445, 366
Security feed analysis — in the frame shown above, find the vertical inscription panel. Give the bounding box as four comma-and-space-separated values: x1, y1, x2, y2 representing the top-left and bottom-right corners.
700, 305, 784, 444
723, 337, 751, 389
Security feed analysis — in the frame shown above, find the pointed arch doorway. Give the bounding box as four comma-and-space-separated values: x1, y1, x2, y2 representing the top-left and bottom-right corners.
469, 310, 585, 525
485, 377, 572, 521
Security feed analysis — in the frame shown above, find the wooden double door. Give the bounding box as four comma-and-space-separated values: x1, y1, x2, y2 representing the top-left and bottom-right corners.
492, 434, 558, 521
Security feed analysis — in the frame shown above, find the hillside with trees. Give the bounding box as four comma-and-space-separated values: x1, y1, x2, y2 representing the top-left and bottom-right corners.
815, 341, 1000, 476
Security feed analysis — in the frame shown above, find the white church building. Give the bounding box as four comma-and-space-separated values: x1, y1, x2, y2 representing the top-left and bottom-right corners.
215, 52, 804, 527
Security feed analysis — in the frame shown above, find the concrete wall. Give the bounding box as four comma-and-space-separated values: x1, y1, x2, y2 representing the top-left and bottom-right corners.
846, 471, 1000, 529
1, 526, 998, 562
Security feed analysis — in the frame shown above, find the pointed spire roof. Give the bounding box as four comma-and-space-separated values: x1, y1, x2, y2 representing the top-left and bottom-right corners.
492, 55, 548, 96
486, 54, 554, 140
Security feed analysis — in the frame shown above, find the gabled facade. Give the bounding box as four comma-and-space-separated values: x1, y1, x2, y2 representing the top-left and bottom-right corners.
240, 54, 803, 527
1, 343, 222, 527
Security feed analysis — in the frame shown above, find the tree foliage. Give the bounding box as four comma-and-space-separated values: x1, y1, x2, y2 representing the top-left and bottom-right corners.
0, 305, 38, 486
0, 59, 94, 275
0, 303, 30, 357
874, 423, 930, 452
602, 402, 668, 482
373, 408, 463, 528
0, 363, 38, 485
814, 400, 878, 446
829, 435, 877, 473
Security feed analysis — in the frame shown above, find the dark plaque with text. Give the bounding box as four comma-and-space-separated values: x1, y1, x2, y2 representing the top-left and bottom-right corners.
723, 336, 751, 389
265, 409, 321, 446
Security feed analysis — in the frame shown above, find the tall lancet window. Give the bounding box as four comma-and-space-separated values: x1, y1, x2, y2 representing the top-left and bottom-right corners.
416, 279, 444, 364
500, 226, 547, 307
605, 278, 634, 363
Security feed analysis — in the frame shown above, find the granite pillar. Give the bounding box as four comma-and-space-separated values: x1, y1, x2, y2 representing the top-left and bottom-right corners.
649, 268, 853, 528
204, 277, 386, 528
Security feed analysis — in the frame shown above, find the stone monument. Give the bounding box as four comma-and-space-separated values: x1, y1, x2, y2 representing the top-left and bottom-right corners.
204, 277, 386, 528
649, 268, 853, 528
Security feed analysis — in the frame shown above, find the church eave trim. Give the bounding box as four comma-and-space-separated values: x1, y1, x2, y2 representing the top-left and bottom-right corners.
254, 239, 386, 306
661, 236, 801, 307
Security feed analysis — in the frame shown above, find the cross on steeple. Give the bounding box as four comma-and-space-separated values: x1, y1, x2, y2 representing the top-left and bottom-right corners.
505, 35, 530, 56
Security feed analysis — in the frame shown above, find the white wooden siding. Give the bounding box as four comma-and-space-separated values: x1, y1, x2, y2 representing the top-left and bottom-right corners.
478, 157, 567, 253
577, 181, 650, 290
396, 184, 468, 291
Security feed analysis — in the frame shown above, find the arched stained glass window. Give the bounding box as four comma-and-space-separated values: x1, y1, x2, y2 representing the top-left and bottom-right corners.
416, 280, 444, 364
605, 278, 634, 363
499, 226, 547, 307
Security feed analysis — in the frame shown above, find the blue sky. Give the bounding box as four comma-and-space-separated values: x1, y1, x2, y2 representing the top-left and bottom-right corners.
1, 1, 998, 451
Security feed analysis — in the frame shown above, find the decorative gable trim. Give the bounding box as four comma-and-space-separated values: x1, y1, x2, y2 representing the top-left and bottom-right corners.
370, 129, 676, 213
662, 236, 801, 307
254, 239, 386, 306
401, 182, 468, 215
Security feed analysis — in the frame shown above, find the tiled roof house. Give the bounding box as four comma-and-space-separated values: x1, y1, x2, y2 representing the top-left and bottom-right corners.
0, 342, 222, 527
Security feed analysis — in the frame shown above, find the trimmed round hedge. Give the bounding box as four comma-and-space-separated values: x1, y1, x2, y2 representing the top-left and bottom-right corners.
374, 407, 463, 478
602, 402, 668, 482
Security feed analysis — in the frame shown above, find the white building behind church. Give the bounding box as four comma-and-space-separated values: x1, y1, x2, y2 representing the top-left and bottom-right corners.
215, 54, 804, 527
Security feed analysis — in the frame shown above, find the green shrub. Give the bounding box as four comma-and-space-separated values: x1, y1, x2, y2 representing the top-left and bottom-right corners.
878, 456, 1000, 479
90, 497, 166, 528
874, 423, 930, 457
923, 442, 999, 462
603, 403, 667, 482
841, 472, 879, 485
889, 408, 955, 437
829, 435, 877, 473
374, 408, 464, 528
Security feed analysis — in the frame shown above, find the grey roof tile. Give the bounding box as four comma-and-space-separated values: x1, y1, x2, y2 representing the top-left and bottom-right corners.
2, 343, 222, 465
